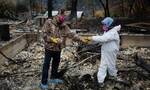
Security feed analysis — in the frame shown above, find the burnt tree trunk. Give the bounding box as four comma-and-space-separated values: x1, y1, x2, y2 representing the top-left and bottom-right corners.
121, 0, 125, 16
105, 0, 110, 17
99, 0, 110, 17
48, 0, 52, 18
128, 0, 136, 16
99, 0, 106, 16
70, 0, 78, 19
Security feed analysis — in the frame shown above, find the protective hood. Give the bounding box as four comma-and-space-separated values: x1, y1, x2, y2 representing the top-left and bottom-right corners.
112, 25, 121, 31
101, 17, 114, 27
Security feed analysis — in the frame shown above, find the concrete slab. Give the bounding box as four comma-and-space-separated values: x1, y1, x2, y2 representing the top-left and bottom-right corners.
121, 34, 150, 48
0, 33, 37, 65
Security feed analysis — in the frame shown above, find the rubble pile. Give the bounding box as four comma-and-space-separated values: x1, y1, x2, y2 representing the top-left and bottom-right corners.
118, 47, 150, 68
0, 43, 149, 90
12, 19, 39, 33
0, 42, 44, 90
116, 47, 150, 90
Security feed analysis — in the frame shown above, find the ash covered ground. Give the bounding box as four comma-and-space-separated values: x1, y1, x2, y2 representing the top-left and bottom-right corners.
0, 42, 150, 90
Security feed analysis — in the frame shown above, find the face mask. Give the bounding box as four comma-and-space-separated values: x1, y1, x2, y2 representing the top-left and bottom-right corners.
102, 25, 108, 32
58, 15, 65, 24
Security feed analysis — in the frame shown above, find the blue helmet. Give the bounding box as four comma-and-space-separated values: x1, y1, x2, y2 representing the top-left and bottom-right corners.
101, 17, 114, 27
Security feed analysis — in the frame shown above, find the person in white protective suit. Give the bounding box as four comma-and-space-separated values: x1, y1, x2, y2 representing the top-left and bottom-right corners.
81, 17, 121, 87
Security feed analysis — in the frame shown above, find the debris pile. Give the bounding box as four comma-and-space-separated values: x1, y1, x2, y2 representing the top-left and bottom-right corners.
0, 42, 44, 90
0, 42, 149, 90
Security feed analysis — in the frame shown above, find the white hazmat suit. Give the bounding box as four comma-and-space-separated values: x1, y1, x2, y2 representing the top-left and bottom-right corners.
92, 25, 121, 83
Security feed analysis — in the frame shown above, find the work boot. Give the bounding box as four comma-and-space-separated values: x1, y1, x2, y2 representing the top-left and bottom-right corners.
109, 76, 123, 82
99, 83, 105, 88
48, 79, 64, 84
108, 76, 117, 80
39, 83, 48, 90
